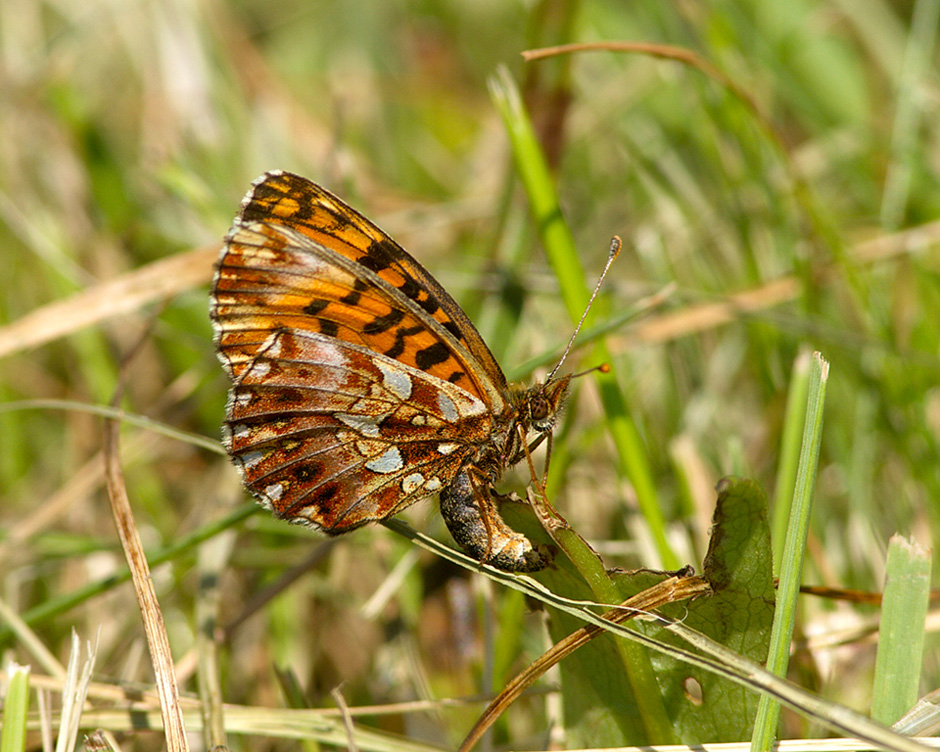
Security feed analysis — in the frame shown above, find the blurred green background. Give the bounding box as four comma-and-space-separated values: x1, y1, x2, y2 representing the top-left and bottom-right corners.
1, 0, 938, 749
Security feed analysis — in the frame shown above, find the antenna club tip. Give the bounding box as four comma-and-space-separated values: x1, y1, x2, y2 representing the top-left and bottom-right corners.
609, 236, 622, 259
599, 362, 611, 374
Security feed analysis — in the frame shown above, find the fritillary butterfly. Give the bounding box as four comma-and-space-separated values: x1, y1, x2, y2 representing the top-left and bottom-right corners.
210, 171, 574, 572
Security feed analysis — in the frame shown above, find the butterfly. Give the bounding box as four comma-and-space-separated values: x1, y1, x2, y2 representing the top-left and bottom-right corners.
210, 171, 576, 572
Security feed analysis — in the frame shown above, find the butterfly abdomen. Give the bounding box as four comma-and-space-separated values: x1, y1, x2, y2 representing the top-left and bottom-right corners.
439, 471, 552, 572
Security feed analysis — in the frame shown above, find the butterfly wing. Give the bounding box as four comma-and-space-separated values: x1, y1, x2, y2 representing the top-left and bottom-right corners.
211, 171, 511, 528
222, 329, 492, 531
214, 170, 508, 406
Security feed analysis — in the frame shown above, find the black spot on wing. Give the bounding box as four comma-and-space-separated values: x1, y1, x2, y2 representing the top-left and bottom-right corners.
318, 318, 339, 337
294, 462, 322, 483
442, 320, 462, 340
359, 239, 396, 272
362, 308, 405, 335
399, 275, 421, 300
242, 182, 289, 222
384, 324, 424, 359
275, 389, 305, 406
418, 296, 440, 315
314, 483, 340, 506
358, 256, 384, 273
339, 290, 362, 306
415, 342, 450, 370
304, 299, 330, 316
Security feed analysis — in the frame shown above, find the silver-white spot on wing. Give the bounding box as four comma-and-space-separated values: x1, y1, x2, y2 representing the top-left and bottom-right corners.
239, 450, 266, 469
437, 393, 459, 422
365, 446, 404, 474
401, 472, 425, 494
335, 412, 384, 438
375, 360, 413, 401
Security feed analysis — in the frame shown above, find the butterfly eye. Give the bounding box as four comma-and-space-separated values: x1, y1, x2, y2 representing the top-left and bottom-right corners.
528, 393, 555, 432
527, 376, 574, 432
530, 396, 548, 421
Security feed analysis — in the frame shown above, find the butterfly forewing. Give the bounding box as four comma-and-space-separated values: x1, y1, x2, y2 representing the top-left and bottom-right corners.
215, 223, 490, 404
219, 172, 508, 403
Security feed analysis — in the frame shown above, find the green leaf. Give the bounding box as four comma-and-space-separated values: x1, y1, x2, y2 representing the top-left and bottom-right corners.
570, 477, 775, 744
655, 476, 775, 742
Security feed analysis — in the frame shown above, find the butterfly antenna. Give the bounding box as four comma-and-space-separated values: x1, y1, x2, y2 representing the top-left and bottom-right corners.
545, 236, 621, 383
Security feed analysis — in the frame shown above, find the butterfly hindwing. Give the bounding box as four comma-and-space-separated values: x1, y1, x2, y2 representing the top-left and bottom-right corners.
224, 329, 493, 531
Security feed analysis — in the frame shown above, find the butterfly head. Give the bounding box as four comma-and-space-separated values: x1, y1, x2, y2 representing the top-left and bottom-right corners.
525, 375, 572, 433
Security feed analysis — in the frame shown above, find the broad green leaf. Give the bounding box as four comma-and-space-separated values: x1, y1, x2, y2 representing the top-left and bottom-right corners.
647, 476, 775, 742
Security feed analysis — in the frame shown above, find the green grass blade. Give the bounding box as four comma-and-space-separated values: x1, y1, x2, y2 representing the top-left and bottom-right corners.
751, 352, 829, 751
489, 65, 677, 744
771, 349, 812, 574
0, 662, 30, 752
871, 535, 931, 725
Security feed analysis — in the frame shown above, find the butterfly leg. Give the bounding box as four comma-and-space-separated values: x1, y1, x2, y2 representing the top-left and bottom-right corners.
439, 469, 552, 572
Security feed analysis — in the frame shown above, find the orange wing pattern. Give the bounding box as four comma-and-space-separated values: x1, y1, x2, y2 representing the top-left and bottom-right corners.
214, 172, 508, 409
